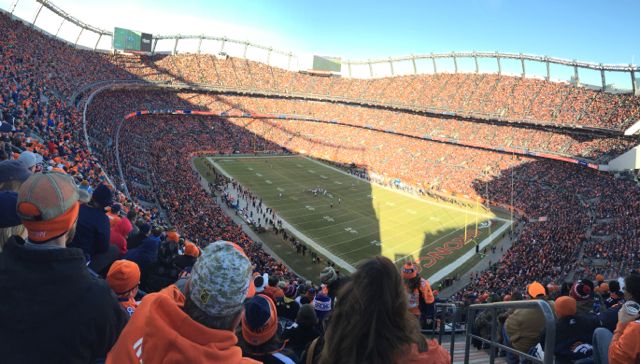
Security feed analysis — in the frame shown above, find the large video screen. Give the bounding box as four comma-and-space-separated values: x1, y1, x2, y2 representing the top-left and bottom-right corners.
113, 27, 153, 52
313, 55, 342, 73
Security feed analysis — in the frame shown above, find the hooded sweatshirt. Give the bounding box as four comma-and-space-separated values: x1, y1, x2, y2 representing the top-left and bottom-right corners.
107, 285, 260, 364
609, 320, 640, 364
109, 217, 133, 255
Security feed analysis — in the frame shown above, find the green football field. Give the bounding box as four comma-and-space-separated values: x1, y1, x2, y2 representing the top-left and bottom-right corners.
197, 155, 509, 280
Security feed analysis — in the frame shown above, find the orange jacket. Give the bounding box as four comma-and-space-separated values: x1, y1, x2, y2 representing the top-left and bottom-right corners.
394, 338, 451, 364
107, 285, 259, 364
405, 278, 435, 315
609, 320, 640, 364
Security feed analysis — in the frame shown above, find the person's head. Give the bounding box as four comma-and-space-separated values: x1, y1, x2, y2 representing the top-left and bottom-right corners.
254, 273, 268, 293
313, 293, 332, 322
182, 241, 253, 331
106, 260, 141, 299
126, 209, 137, 222
16, 172, 80, 247
609, 280, 621, 293
570, 280, 593, 301
240, 295, 280, 351
18, 151, 43, 173
320, 266, 337, 285
268, 275, 278, 288
183, 241, 200, 258
296, 303, 318, 327
554, 296, 577, 318
0, 159, 32, 191
527, 281, 547, 299
139, 223, 151, 236
91, 184, 113, 209
595, 274, 605, 283
511, 291, 524, 301
624, 273, 640, 302
320, 256, 424, 364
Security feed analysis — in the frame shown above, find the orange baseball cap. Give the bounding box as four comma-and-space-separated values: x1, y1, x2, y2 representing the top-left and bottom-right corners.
527, 281, 546, 298
16, 172, 79, 242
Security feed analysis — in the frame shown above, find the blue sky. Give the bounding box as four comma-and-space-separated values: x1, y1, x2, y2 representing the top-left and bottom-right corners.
3, 0, 639, 85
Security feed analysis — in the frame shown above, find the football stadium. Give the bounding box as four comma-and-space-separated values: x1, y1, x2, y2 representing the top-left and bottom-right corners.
0, 0, 639, 363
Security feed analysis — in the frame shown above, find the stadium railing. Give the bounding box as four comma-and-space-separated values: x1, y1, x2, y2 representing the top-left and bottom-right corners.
422, 302, 459, 360
464, 300, 555, 364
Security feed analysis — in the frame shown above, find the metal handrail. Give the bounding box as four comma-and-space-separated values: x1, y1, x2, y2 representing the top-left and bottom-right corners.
464, 300, 556, 364
424, 303, 458, 360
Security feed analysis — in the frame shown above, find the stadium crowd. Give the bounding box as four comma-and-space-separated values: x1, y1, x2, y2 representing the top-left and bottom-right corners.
1, 10, 640, 363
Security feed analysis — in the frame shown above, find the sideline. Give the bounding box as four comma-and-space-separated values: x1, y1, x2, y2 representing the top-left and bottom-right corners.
191, 158, 308, 279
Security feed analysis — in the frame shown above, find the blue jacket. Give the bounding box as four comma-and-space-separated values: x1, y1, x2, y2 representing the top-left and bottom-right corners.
69, 203, 110, 260
123, 235, 160, 270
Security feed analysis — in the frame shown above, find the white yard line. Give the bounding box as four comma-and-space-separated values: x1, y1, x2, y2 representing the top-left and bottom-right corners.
208, 157, 357, 273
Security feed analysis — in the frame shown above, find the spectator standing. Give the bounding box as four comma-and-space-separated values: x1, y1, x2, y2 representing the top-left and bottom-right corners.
107, 259, 141, 317
0, 172, 127, 363
107, 241, 260, 363
319, 266, 347, 307
318, 256, 450, 364
123, 226, 161, 273
282, 303, 320, 359
238, 294, 297, 364
402, 261, 436, 326
592, 273, 640, 364
504, 281, 555, 361
127, 222, 150, 250
69, 183, 119, 274
545, 296, 599, 363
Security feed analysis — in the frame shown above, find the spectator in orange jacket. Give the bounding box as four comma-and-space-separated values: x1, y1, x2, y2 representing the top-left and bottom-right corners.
593, 272, 640, 364
107, 241, 260, 364
402, 261, 435, 326
318, 256, 450, 364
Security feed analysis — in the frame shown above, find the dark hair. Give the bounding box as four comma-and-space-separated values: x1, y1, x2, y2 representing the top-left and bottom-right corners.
609, 280, 620, 293
406, 275, 421, 292
625, 274, 640, 302
511, 292, 524, 301
268, 275, 278, 287
319, 257, 426, 364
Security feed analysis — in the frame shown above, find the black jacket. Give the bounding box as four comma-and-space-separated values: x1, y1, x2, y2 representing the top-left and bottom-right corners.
0, 236, 128, 364
541, 314, 600, 364
69, 203, 110, 260
282, 322, 320, 359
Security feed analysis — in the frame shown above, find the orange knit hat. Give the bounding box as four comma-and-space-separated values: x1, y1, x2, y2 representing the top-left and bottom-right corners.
184, 241, 200, 258
595, 274, 605, 282
166, 231, 180, 243
107, 260, 141, 295
242, 294, 278, 346
16, 172, 80, 242
554, 296, 577, 318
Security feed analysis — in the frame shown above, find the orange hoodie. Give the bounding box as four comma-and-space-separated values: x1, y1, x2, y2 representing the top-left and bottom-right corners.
609, 320, 640, 364
394, 338, 451, 364
107, 285, 260, 364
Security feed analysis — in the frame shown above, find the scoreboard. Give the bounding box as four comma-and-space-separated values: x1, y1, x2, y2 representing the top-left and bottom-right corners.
312, 55, 342, 73
113, 27, 153, 52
